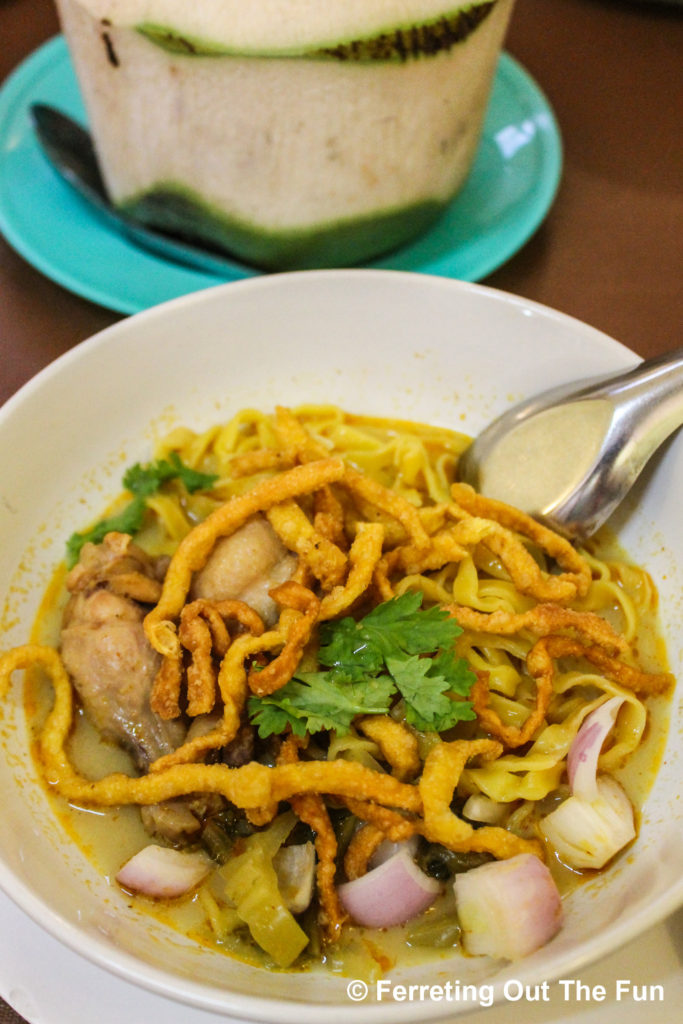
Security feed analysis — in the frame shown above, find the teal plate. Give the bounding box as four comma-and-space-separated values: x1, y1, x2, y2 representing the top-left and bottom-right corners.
0, 37, 562, 314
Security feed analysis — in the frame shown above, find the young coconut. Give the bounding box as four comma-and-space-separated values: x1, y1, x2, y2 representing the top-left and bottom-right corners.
55, 0, 516, 269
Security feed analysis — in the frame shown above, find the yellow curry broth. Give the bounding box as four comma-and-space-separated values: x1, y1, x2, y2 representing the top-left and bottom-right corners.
19, 406, 674, 975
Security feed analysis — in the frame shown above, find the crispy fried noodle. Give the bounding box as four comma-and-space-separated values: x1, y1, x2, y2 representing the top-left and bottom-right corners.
0, 405, 673, 971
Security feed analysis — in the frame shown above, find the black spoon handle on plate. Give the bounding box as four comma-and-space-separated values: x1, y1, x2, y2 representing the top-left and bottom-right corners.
30, 103, 242, 277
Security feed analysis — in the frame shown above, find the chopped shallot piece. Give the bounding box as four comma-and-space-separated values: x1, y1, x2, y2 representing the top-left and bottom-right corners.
116, 844, 211, 899
568, 696, 625, 802
454, 853, 563, 960
462, 794, 508, 825
540, 696, 636, 870
540, 776, 636, 870
338, 849, 441, 929
273, 842, 316, 914
369, 835, 419, 870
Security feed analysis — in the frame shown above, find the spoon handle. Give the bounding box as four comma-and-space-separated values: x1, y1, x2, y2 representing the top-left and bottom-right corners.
548, 347, 683, 538
596, 347, 683, 460
606, 346, 683, 393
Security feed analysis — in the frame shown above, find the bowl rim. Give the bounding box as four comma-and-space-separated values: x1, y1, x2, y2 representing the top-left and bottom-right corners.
0, 268, 633, 428
0, 269, 681, 1023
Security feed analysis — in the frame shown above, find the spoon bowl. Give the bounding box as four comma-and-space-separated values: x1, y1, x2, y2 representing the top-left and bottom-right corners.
458, 347, 683, 539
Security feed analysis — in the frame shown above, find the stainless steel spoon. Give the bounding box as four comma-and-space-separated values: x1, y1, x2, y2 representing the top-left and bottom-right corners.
458, 347, 683, 540
30, 103, 240, 277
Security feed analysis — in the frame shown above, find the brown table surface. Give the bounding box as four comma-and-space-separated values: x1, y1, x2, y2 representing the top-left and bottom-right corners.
0, 1, 681, 1022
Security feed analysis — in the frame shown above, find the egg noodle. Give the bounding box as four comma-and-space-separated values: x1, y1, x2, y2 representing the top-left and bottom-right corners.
0, 405, 673, 968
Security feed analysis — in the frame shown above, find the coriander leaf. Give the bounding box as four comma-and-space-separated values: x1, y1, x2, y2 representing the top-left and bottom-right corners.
317, 616, 385, 680
386, 654, 476, 733
167, 452, 219, 493
247, 699, 309, 740
319, 592, 462, 679
66, 495, 147, 567
251, 594, 477, 741
123, 453, 217, 497
427, 648, 478, 697
361, 591, 462, 657
66, 454, 217, 567
248, 672, 395, 739
123, 460, 175, 497
418, 698, 477, 732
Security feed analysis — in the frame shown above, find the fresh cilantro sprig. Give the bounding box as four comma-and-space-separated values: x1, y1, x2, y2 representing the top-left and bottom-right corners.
248, 673, 396, 739
248, 592, 476, 739
317, 591, 468, 678
66, 453, 217, 566
123, 453, 217, 498
65, 496, 148, 567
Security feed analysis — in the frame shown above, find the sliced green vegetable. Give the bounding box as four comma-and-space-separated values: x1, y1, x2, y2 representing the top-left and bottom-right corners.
217, 812, 309, 967
406, 914, 461, 949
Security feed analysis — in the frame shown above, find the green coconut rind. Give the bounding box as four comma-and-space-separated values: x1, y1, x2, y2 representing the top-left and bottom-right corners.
136, 1, 497, 60
118, 184, 449, 270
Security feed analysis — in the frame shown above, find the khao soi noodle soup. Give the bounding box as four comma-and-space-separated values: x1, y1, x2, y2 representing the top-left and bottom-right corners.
0, 405, 673, 975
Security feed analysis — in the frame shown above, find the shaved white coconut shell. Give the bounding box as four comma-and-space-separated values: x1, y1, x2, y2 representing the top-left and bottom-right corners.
69, 0, 499, 52
55, 0, 516, 269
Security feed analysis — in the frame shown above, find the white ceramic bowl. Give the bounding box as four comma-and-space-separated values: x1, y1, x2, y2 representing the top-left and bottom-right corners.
0, 270, 681, 1022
